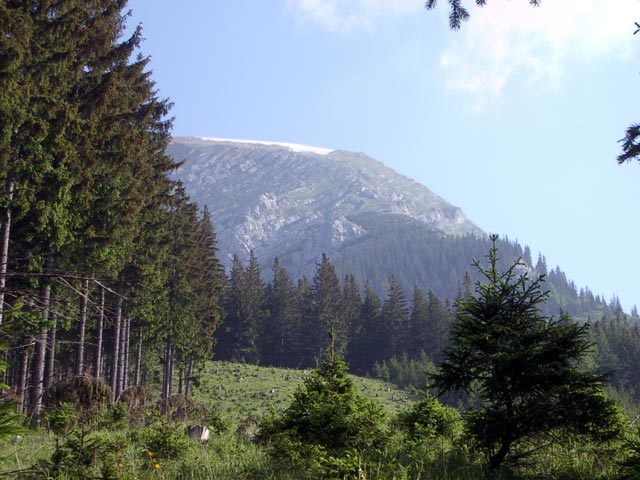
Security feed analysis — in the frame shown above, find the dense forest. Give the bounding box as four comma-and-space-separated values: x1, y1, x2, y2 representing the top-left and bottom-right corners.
0, 0, 224, 420
215, 250, 640, 403
330, 213, 622, 320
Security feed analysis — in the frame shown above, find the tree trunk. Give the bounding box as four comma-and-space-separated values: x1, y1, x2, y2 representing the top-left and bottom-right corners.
168, 343, 175, 397
134, 326, 143, 386
94, 287, 105, 379
185, 357, 194, 397
0, 177, 15, 326
43, 302, 58, 394
74, 278, 90, 376
17, 348, 29, 414
124, 318, 131, 388
118, 317, 131, 396
111, 295, 122, 402
30, 281, 51, 420
162, 339, 174, 399
162, 339, 169, 399
489, 437, 513, 470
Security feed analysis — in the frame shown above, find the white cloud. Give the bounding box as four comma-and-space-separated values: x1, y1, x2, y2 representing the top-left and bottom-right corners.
440, 0, 640, 108
285, 0, 421, 33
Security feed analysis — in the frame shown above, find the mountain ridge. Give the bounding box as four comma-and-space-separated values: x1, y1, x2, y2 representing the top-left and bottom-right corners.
168, 136, 483, 279
168, 136, 621, 320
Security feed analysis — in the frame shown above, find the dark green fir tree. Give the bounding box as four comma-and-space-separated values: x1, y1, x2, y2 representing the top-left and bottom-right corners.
435, 235, 623, 469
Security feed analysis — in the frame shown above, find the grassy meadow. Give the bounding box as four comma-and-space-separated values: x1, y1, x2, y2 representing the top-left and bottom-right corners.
0, 360, 636, 479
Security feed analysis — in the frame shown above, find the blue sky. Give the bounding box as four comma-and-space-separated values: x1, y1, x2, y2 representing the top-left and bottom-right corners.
126, 0, 640, 312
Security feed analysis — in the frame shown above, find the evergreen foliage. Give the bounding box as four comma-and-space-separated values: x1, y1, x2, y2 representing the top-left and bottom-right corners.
257, 332, 388, 471
400, 392, 463, 442
425, 0, 541, 30
3, 7, 640, 478
435, 235, 623, 469
260, 257, 298, 367
217, 253, 264, 363
0, 1, 223, 417
346, 280, 383, 375
333, 214, 610, 321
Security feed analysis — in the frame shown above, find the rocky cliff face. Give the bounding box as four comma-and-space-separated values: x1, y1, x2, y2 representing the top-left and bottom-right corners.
168, 137, 483, 276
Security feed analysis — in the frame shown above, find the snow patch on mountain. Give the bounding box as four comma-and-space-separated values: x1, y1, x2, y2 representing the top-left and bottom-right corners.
199, 137, 334, 155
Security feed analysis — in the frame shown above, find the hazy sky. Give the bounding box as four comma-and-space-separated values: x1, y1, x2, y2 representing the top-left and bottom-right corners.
126, 0, 640, 312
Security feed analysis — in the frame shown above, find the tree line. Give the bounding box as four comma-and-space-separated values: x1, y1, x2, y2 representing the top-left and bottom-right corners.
324, 213, 619, 322
214, 252, 453, 375
214, 250, 640, 405
0, 1, 224, 420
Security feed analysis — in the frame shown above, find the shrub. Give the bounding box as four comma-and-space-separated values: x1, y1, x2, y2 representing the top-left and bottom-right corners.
106, 401, 130, 430
0, 399, 24, 444
204, 405, 230, 434
157, 394, 207, 423
134, 418, 192, 461
46, 375, 111, 427
44, 402, 77, 438
400, 392, 463, 443
258, 345, 389, 468
43, 429, 120, 479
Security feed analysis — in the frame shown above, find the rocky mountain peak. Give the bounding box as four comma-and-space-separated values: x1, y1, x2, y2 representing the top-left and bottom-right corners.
168, 136, 484, 276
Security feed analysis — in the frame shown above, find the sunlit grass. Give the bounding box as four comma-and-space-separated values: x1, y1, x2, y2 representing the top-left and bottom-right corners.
0, 361, 634, 479
191, 360, 417, 428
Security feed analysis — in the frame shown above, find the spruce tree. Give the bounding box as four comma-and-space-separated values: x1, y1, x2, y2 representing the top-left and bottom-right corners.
258, 328, 388, 471
311, 254, 344, 357
295, 275, 316, 367
236, 251, 265, 364
261, 258, 297, 367
380, 276, 409, 360
435, 235, 622, 469
425, 289, 452, 361
216, 253, 264, 363
341, 274, 362, 357
408, 286, 429, 358
347, 281, 382, 374
216, 255, 245, 361
1, 0, 178, 415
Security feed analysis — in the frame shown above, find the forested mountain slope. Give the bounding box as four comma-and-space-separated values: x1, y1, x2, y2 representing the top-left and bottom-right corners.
170, 137, 617, 319
168, 136, 482, 270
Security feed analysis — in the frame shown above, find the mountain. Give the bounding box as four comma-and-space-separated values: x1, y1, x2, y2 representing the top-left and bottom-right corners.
168, 136, 482, 273
168, 136, 615, 319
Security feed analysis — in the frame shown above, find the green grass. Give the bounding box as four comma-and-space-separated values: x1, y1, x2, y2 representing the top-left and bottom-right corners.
0, 361, 634, 479
191, 360, 418, 428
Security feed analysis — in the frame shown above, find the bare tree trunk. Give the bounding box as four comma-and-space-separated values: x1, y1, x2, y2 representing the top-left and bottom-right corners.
178, 366, 184, 395
134, 326, 143, 386
185, 357, 194, 397
117, 315, 127, 397
17, 348, 29, 413
111, 296, 122, 402
0, 177, 15, 326
43, 302, 58, 394
168, 343, 175, 398
94, 287, 105, 379
123, 316, 131, 391
74, 278, 89, 376
162, 340, 169, 399
118, 317, 130, 395
162, 339, 175, 399
31, 281, 51, 420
